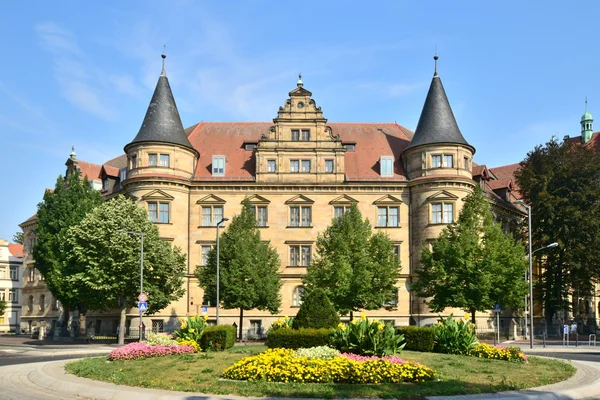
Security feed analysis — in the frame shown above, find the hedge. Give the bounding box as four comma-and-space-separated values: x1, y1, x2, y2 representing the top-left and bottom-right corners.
396, 326, 436, 352
200, 325, 236, 351
267, 328, 333, 349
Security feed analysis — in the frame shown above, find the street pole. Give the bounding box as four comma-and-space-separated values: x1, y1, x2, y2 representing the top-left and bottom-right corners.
216, 217, 229, 326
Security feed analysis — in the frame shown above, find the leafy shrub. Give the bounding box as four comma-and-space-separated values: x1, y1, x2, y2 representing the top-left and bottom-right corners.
108, 342, 194, 361
174, 315, 208, 343
144, 332, 178, 347
396, 326, 435, 352
469, 343, 528, 362
200, 325, 236, 351
222, 348, 437, 383
331, 314, 405, 356
267, 328, 333, 349
176, 338, 202, 352
267, 316, 294, 333
434, 314, 478, 355
295, 346, 339, 360
293, 288, 340, 329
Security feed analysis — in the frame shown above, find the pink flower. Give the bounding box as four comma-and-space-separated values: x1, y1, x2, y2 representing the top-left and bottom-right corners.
340, 353, 406, 364
109, 342, 195, 361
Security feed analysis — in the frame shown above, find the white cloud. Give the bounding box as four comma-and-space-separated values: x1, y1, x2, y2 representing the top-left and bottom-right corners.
62, 81, 115, 120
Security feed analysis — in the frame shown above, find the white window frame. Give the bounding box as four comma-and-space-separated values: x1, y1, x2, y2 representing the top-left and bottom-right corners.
148, 153, 158, 166
292, 286, 304, 307
201, 205, 224, 227
9, 266, 18, 281
377, 206, 399, 227
431, 202, 454, 224
290, 160, 299, 173
148, 201, 170, 223
325, 159, 334, 173
212, 155, 225, 176
301, 160, 311, 173
160, 154, 170, 167
267, 160, 277, 173
431, 155, 442, 168
333, 205, 351, 219
443, 155, 454, 168
380, 156, 394, 177
200, 245, 212, 266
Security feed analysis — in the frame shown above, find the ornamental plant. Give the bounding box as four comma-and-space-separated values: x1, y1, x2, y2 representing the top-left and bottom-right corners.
331, 313, 405, 356
469, 343, 528, 363
145, 332, 178, 347
174, 315, 208, 343
267, 316, 294, 333
434, 313, 478, 355
108, 342, 195, 361
176, 339, 202, 352
295, 346, 339, 360
293, 288, 340, 329
222, 348, 436, 384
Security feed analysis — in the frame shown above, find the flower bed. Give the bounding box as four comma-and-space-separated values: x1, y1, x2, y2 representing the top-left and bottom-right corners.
222, 348, 437, 384
469, 343, 528, 362
109, 342, 195, 361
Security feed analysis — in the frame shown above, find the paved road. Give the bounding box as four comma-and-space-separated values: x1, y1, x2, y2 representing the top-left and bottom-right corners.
0, 352, 107, 367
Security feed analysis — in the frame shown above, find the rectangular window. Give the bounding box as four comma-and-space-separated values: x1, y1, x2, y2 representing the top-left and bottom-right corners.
290, 245, 311, 266
290, 206, 311, 227
393, 245, 401, 262
103, 178, 109, 192
249, 320, 262, 337
378, 207, 387, 227
148, 203, 158, 222
160, 154, 170, 167
0, 291, 5, 301
212, 155, 225, 176
201, 245, 212, 266
255, 206, 268, 227
333, 206, 348, 219
52, 297, 59, 310
9, 266, 17, 281
431, 155, 442, 168
148, 153, 158, 166
119, 168, 127, 183
201, 206, 224, 226
301, 207, 311, 226
301, 129, 310, 141
267, 160, 277, 173
389, 207, 399, 227
301, 160, 311, 173
443, 203, 454, 223
431, 203, 443, 224
131, 155, 137, 169
380, 156, 394, 177
344, 144, 355, 152
0, 267, 5, 279
290, 160, 299, 173
28, 268, 35, 282
159, 203, 170, 223
464, 157, 469, 170
444, 155, 454, 168
377, 206, 399, 227
291, 129, 300, 141
8, 289, 17, 303
325, 159, 334, 173
151, 320, 164, 334
290, 207, 300, 226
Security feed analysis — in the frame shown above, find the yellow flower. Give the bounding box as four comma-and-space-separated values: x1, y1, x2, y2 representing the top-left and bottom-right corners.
360, 311, 367, 320
464, 312, 471, 321
203, 314, 209, 320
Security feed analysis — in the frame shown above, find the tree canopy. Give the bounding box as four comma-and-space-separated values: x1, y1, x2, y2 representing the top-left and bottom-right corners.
63, 195, 186, 344
293, 288, 340, 329
302, 203, 401, 315
196, 198, 282, 338
33, 168, 104, 313
411, 186, 528, 323
0, 299, 6, 318
515, 137, 600, 323
12, 232, 23, 245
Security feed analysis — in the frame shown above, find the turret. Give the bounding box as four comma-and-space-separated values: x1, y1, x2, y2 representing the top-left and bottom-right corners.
581, 99, 593, 144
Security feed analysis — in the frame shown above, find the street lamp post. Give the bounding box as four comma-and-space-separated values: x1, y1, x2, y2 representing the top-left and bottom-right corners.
216, 217, 229, 326
119, 229, 145, 341
516, 201, 558, 348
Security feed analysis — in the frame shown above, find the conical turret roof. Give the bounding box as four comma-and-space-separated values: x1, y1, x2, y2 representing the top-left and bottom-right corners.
404, 61, 474, 154
125, 60, 194, 152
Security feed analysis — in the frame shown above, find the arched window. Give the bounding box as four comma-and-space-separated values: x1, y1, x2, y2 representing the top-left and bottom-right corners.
292, 286, 304, 307
28, 295, 34, 311
40, 294, 46, 311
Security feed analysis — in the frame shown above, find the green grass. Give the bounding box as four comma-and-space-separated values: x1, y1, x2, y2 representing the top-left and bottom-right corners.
65, 345, 576, 399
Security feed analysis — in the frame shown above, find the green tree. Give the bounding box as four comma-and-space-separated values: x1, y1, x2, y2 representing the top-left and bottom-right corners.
63, 195, 186, 345
515, 137, 600, 324
12, 232, 23, 245
33, 168, 104, 320
293, 288, 340, 329
0, 299, 6, 319
196, 199, 282, 339
411, 186, 528, 324
302, 204, 401, 316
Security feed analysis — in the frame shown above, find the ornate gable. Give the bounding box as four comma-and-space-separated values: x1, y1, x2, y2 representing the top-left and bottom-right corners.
329, 195, 359, 205
373, 195, 403, 205
141, 189, 175, 201
244, 194, 271, 204
196, 194, 226, 204
426, 190, 459, 201
285, 194, 315, 205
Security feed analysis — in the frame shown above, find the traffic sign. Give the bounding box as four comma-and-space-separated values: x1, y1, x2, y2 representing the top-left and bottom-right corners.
138, 301, 148, 313
202, 306, 208, 313
138, 293, 148, 302
493, 304, 501, 313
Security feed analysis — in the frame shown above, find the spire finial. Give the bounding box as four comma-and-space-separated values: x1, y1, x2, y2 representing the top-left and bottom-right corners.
70, 146, 76, 160
586, 96, 588, 112
433, 48, 439, 77
297, 73, 303, 87
161, 45, 167, 76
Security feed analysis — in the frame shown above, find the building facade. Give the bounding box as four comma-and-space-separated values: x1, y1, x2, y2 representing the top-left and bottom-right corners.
0, 239, 23, 332
19, 57, 532, 337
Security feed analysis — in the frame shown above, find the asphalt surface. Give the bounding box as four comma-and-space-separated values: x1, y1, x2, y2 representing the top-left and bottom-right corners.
0, 352, 106, 366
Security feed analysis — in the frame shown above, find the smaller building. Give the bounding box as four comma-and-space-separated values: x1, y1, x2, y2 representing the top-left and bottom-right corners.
0, 239, 23, 332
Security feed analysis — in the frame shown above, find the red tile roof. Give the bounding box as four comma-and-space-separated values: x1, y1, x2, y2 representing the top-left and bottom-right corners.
77, 161, 102, 181
487, 179, 513, 190
186, 122, 413, 181
104, 154, 127, 169
8, 243, 23, 258
489, 163, 522, 199
102, 165, 120, 177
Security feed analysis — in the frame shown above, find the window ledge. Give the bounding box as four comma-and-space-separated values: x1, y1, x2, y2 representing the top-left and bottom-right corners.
197, 225, 228, 229
428, 222, 452, 226
375, 226, 401, 229
286, 226, 313, 229
286, 266, 309, 268
152, 222, 173, 225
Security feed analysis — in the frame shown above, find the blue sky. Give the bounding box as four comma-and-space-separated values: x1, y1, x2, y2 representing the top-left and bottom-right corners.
1, 1, 598, 240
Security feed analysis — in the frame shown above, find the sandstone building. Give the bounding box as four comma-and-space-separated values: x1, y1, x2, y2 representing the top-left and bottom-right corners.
20, 56, 530, 337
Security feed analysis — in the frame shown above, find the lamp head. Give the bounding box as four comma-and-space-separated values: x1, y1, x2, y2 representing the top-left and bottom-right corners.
547, 242, 559, 249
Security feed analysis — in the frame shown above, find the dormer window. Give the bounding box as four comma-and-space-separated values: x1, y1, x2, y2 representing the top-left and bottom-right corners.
102, 178, 109, 192
380, 156, 394, 177
212, 155, 225, 176
344, 143, 356, 152
245, 143, 257, 151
